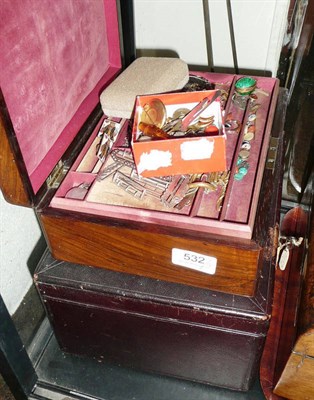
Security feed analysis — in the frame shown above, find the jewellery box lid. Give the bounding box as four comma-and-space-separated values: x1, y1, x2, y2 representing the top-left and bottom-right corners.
0, 0, 121, 197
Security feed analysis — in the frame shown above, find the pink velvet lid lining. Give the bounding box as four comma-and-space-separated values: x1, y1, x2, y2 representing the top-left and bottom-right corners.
0, 0, 121, 193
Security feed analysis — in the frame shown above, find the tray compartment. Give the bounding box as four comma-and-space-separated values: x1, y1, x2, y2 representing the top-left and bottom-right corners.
50, 73, 279, 239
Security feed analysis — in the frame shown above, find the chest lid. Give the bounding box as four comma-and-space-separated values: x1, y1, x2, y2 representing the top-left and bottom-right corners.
0, 0, 121, 197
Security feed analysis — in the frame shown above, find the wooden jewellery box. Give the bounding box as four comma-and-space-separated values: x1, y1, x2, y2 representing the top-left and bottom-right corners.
0, 0, 286, 297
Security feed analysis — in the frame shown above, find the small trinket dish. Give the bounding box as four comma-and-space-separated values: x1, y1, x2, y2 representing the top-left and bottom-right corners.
131, 90, 226, 178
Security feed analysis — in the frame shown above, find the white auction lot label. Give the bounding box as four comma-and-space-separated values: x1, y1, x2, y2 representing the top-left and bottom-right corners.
171, 248, 217, 275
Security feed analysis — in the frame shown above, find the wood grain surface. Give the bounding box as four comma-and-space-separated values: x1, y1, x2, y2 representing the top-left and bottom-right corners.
40, 212, 261, 296
260, 207, 310, 399
274, 212, 314, 399
0, 91, 32, 207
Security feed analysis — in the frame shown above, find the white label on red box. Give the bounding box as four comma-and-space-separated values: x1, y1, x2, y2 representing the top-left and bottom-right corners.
137, 149, 172, 174
171, 248, 217, 275
180, 138, 214, 160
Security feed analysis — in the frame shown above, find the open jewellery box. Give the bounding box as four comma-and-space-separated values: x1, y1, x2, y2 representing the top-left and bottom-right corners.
0, 0, 285, 297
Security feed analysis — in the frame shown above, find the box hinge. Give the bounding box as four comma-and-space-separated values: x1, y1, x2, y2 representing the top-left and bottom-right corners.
47, 160, 69, 189
265, 137, 279, 172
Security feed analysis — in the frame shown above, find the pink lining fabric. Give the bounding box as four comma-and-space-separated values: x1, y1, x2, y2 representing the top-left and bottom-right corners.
0, 0, 121, 193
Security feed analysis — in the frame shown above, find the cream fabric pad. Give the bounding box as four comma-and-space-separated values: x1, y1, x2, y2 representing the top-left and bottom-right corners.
100, 57, 189, 119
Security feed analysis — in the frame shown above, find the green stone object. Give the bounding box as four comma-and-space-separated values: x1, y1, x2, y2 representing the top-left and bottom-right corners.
234, 172, 244, 181
239, 166, 249, 175
235, 77, 257, 96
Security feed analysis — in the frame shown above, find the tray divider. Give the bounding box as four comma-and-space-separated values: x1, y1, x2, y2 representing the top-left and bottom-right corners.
222, 75, 238, 123
246, 79, 280, 229
219, 93, 252, 221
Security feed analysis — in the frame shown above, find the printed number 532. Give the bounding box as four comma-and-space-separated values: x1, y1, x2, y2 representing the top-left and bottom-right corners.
183, 253, 205, 264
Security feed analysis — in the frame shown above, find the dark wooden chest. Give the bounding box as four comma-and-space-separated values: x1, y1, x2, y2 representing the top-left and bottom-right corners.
35, 245, 276, 392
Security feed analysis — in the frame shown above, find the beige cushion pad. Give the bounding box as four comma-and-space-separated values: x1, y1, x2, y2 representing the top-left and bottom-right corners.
100, 57, 189, 118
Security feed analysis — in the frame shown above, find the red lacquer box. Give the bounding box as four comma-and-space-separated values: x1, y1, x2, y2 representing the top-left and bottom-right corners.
131, 90, 226, 177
